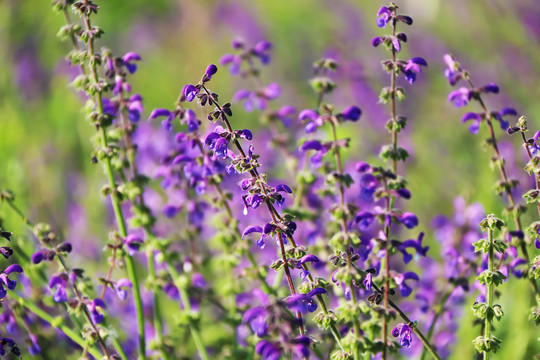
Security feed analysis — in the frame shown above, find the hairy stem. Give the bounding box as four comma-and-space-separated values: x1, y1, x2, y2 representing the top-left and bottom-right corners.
81, 10, 147, 358
329, 119, 361, 359
464, 75, 538, 296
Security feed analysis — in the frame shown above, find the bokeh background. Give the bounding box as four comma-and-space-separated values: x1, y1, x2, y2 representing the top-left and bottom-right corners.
1, 0, 540, 358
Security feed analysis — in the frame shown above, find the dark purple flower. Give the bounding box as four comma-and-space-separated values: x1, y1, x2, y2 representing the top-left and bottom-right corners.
49, 275, 68, 302
493, 107, 517, 131
481, 83, 499, 94
127, 94, 143, 122
182, 84, 199, 102
341, 105, 362, 122
392, 323, 413, 348
403, 57, 427, 84
238, 129, 253, 140
371, 36, 383, 47
285, 288, 326, 313
355, 211, 375, 230
31, 251, 45, 264
255, 340, 281, 360
122, 52, 141, 74
400, 212, 419, 229
0, 247, 13, 260
124, 234, 143, 256
397, 232, 429, 263
88, 298, 106, 324
205, 64, 218, 80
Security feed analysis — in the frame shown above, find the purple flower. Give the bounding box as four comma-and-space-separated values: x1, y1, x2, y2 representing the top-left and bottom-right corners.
285, 288, 327, 313
355, 211, 375, 230
403, 57, 428, 84
253, 40, 273, 64
31, 251, 45, 264
124, 234, 143, 256
400, 212, 419, 229
255, 340, 281, 360
242, 306, 268, 337
371, 36, 383, 47
509, 258, 527, 278
493, 107, 517, 131
163, 282, 180, 301
88, 298, 106, 324
122, 52, 141, 74
276, 105, 296, 127
341, 105, 362, 122
392, 323, 413, 348
448, 87, 471, 107
363, 272, 373, 291
461, 112, 483, 135
242, 225, 265, 248
49, 275, 68, 302
114, 278, 133, 301
443, 54, 462, 85
205, 64, 218, 80
376, 6, 392, 28
182, 84, 199, 102
394, 271, 419, 297
127, 94, 143, 122
220, 53, 242, 75
148, 108, 174, 131
396, 232, 429, 263
481, 83, 499, 94
0, 264, 22, 298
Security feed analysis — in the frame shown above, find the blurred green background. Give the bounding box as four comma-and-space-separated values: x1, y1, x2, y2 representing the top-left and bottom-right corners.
1, 0, 540, 358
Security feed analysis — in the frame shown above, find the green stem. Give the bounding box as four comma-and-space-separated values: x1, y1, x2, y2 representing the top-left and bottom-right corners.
329, 120, 361, 360
11, 292, 102, 359
147, 249, 170, 360
484, 228, 494, 360
464, 74, 538, 296
5, 200, 113, 358
167, 264, 209, 360
81, 9, 147, 356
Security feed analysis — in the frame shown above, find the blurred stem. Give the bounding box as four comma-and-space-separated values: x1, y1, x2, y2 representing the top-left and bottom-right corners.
329, 119, 361, 360
115, 81, 171, 360
82, 11, 147, 358
5, 199, 112, 358
166, 264, 209, 360
11, 292, 103, 359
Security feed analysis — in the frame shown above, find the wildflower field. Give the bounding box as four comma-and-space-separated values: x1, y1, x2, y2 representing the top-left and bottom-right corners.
0, 0, 539, 359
